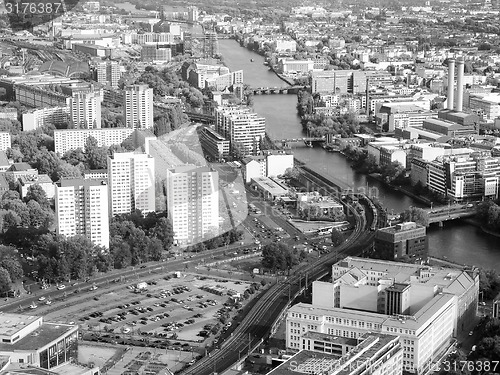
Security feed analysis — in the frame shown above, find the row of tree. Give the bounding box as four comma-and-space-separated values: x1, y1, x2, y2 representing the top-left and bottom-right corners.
185, 228, 244, 252
343, 144, 407, 184
170, 142, 206, 166
261, 243, 307, 272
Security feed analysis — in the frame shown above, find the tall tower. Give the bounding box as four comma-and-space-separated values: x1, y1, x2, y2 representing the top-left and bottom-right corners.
455, 57, 465, 112
69, 91, 101, 129
166, 165, 219, 246
55, 179, 110, 248
123, 84, 153, 129
447, 59, 455, 110
107, 152, 156, 216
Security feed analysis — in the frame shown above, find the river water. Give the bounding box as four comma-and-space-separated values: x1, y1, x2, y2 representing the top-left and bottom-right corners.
218, 39, 500, 271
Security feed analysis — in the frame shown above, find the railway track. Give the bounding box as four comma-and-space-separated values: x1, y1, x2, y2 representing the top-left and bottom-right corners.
181, 200, 373, 375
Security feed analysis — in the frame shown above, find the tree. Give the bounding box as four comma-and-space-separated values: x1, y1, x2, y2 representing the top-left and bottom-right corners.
54, 161, 83, 180
27, 200, 53, 228
401, 207, 429, 226
149, 217, 174, 251
331, 229, 344, 247
63, 148, 86, 166
25, 184, 50, 209
85, 137, 108, 169
0, 248, 23, 282
0, 267, 12, 294
261, 243, 305, 272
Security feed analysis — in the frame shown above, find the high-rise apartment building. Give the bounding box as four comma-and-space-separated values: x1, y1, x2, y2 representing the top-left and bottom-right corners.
166, 165, 219, 246
69, 91, 101, 129
123, 85, 153, 129
215, 106, 266, 156
55, 179, 110, 248
96, 61, 121, 88
107, 152, 155, 216
54, 127, 135, 155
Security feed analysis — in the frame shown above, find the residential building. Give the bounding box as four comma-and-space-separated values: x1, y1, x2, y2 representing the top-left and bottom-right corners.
0, 313, 82, 372
0, 132, 11, 151
69, 91, 101, 129
0, 108, 18, 120
166, 165, 219, 246
272, 39, 297, 53
22, 107, 70, 131
107, 152, 155, 216
311, 70, 352, 94
55, 179, 110, 248
198, 127, 230, 161
241, 151, 294, 183
286, 257, 479, 374
0, 151, 9, 172
141, 45, 172, 63
215, 106, 266, 156
95, 61, 121, 88
374, 222, 428, 261
379, 145, 407, 169
123, 85, 153, 129
54, 128, 134, 155
84, 169, 108, 180
468, 94, 500, 121
267, 333, 403, 375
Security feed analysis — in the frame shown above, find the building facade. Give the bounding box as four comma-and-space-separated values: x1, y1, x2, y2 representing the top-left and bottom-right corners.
107, 152, 155, 216
123, 84, 153, 129
69, 91, 101, 129
54, 127, 134, 155
55, 179, 110, 248
374, 222, 428, 261
166, 165, 219, 246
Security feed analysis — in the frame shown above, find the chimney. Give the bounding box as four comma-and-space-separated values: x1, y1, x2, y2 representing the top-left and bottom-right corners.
447, 59, 455, 110
455, 57, 465, 112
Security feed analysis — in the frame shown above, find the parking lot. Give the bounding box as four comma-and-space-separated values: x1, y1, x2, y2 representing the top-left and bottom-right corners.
37, 273, 256, 350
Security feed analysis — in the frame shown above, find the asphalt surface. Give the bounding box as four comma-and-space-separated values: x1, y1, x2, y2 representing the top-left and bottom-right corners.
180, 198, 377, 375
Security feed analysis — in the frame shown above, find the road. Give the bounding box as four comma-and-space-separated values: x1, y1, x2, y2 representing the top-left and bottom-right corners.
180, 198, 377, 375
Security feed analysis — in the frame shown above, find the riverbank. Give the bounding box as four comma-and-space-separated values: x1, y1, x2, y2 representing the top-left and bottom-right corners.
462, 217, 500, 238
366, 173, 432, 207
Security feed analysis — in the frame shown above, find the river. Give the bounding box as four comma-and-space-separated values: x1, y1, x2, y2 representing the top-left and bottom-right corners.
218, 39, 500, 271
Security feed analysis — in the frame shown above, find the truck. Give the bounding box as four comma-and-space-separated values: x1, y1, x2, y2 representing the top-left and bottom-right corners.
136, 282, 148, 290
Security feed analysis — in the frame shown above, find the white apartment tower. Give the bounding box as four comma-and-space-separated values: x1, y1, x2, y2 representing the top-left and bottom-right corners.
123, 84, 153, 129
69, 91, 102, 129
215, 106, 266, 156
55, 179, 110, 248
107, 152, 155, 216
96, 61, 121, 88
166, 165, 219, 246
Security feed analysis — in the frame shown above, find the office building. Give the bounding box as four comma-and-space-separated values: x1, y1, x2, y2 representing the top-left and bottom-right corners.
215, 106, 266, 156
278, 59, 314, 75
123, 85, 153, 129
422, 118, 476, 137
0, 313, 84, 372
108, 152, 155, 216
96, 61, 121, 88
55, 179, 110, 248
374, 222, 428, 261
267, 333, 403, 375
54, 127, 134, 155
22, 106, 70, 131
166, 165, 219, 246
286, 257, 479, 374
69, 91, 101, 129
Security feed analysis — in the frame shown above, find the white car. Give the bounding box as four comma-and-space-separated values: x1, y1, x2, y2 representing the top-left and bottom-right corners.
38, 296, 46, 301
57, 285, 66, 290
30, 303, 37, 309
123, 327, 131, 333
89, 285, 98, 291
45, 300, 52, 305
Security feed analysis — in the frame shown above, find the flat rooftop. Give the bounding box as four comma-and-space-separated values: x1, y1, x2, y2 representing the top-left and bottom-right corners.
0, 313, 40, 337
302, 332, 358, 346
0, 322, 76, 351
